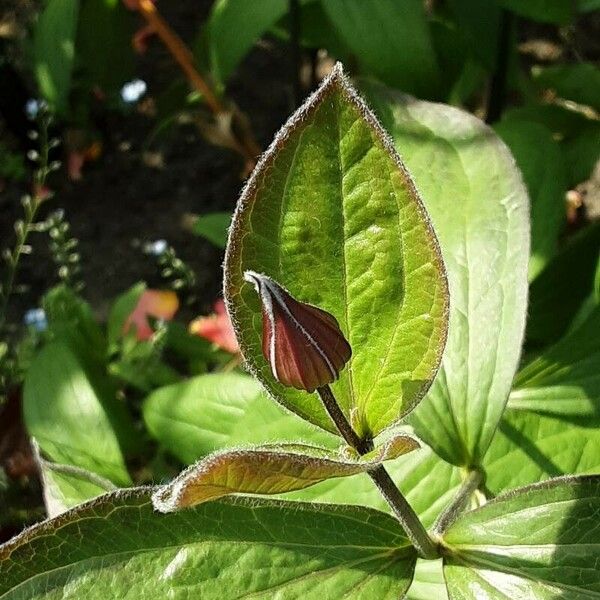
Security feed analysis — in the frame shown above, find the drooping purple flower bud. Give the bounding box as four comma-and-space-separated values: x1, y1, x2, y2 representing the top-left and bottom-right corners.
244, 271, 351, 393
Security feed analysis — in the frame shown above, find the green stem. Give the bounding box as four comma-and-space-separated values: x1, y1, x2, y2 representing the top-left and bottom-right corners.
432, 468, 484, 536
317, 385, 438, 559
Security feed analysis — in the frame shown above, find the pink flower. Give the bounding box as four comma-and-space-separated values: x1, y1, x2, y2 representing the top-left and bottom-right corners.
189, 299, 239, 354
124, 289, 179, 340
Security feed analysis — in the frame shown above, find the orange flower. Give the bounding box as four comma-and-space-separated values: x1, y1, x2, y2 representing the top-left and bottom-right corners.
124, 289, 179, 340
189, 299, 239, 353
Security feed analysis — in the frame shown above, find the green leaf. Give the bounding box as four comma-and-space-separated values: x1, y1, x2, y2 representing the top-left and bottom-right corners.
322, 0, 441, 98
202, 0, 309, 85
76, 0, 134, 94
143, 373, 335, 463
563, 120, 600, 185
0, 490, 417, 599
499, 0, 573, 24
527, 221, 600, 346
34, 441, 115, 517
484, 409, 600, 494
33, 0, 79, 113
362, 81, 530, 466
107, 281, 146, 350
494, 119, 566, 280
190, 211, 231, 248
508, 306, 600, 416
154, 434, 418, 511
23, 342, 131, 486
407, 559, 448, 600
534, 63, 600, 112
225, 65, 449, 439
443, 476, 600, 598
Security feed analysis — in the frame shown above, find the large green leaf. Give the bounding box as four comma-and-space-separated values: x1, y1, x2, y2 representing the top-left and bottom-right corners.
321, 0, 441, 98
443, 476, 600, 598
499, 0, 573, 24
484, 408, 600, 494
534, 63, 600, 112
142, 373, 336, 463
225, 65, 449, 440
362, 81, 530, 466
154, 435, 418, 511
33, 0, 79, 113
23, 342, 131, 486
494, 119, 566, 280
527, 221, 600, 346
0, 490, 417, 599
508, 306, 600, 416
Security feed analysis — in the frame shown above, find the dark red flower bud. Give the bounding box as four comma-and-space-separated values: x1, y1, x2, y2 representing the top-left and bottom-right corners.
244, 271, 352, 393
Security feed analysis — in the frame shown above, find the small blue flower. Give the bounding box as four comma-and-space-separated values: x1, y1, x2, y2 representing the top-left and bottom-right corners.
121, 79, 147, 104
24, 308, 48, 332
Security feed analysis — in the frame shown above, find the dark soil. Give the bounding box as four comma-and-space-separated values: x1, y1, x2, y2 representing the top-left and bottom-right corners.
0, 0, 296, 323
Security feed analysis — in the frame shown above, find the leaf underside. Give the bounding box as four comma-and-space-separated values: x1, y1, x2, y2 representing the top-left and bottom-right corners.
225, 64, 449, 440
0, 490, 417, 599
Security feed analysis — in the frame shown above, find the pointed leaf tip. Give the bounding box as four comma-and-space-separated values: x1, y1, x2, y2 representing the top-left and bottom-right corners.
244, 271, 351, 392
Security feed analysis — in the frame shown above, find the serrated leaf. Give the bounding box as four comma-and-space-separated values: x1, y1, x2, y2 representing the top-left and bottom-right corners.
508, 306, 600, 416
494, 119, 566, 280
23, 342, 131, 486
34, 441, 116, 518
0, 490, 417, 599
361, 81, 529, 466
225, 65, 449, 439
143, 373, 336, 463
33, 0, 79, 113
443, 476, 600, 598
484, 408, 600, 494
153, 434, 418, 511
321, 0, 441, 97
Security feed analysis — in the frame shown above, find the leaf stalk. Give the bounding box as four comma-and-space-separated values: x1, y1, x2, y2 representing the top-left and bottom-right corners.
317, 385, 439, 559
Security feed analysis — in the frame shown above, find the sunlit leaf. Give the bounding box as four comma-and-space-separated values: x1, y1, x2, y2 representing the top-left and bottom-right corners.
225, 65, 449, 439
153, 434, 418, 511
0, 490, 417, 599
443, 476, 600, 598
362, 81, 529, 466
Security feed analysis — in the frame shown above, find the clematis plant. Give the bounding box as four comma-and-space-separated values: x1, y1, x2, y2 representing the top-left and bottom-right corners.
2, 64, 600, 599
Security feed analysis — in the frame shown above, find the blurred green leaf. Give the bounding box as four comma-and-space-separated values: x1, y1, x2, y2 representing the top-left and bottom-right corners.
534, 63, 600, 112
499, 0, 573, 24
34, 442, 115, 517
142, 373, 335, 464
322, 0, 441, 97
0, 491, 417, 599
509, 306, 600, 416
527, 221, 600, 346
494, 119, 566, 279
579, 0, 600, 10
107, 282, 146, 351
76, 0, 135, 94
23, 342, 132, 486
190, 212, 231, 248
444, 476, 600, 597
563, 120, 600, 185
33, 0, 80, 113
362, 81, 529, 466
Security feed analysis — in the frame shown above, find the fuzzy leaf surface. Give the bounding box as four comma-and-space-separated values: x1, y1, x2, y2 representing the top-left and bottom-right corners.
443, 476, 600, 598
153, 435, 418, 511
225, 66, 449, 439
0, 490, 417, 599
363, 81, 530, 466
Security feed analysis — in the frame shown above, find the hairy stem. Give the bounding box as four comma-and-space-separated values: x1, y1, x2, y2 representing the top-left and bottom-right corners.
432, 468, 484, 536
317, 385, 438, 559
